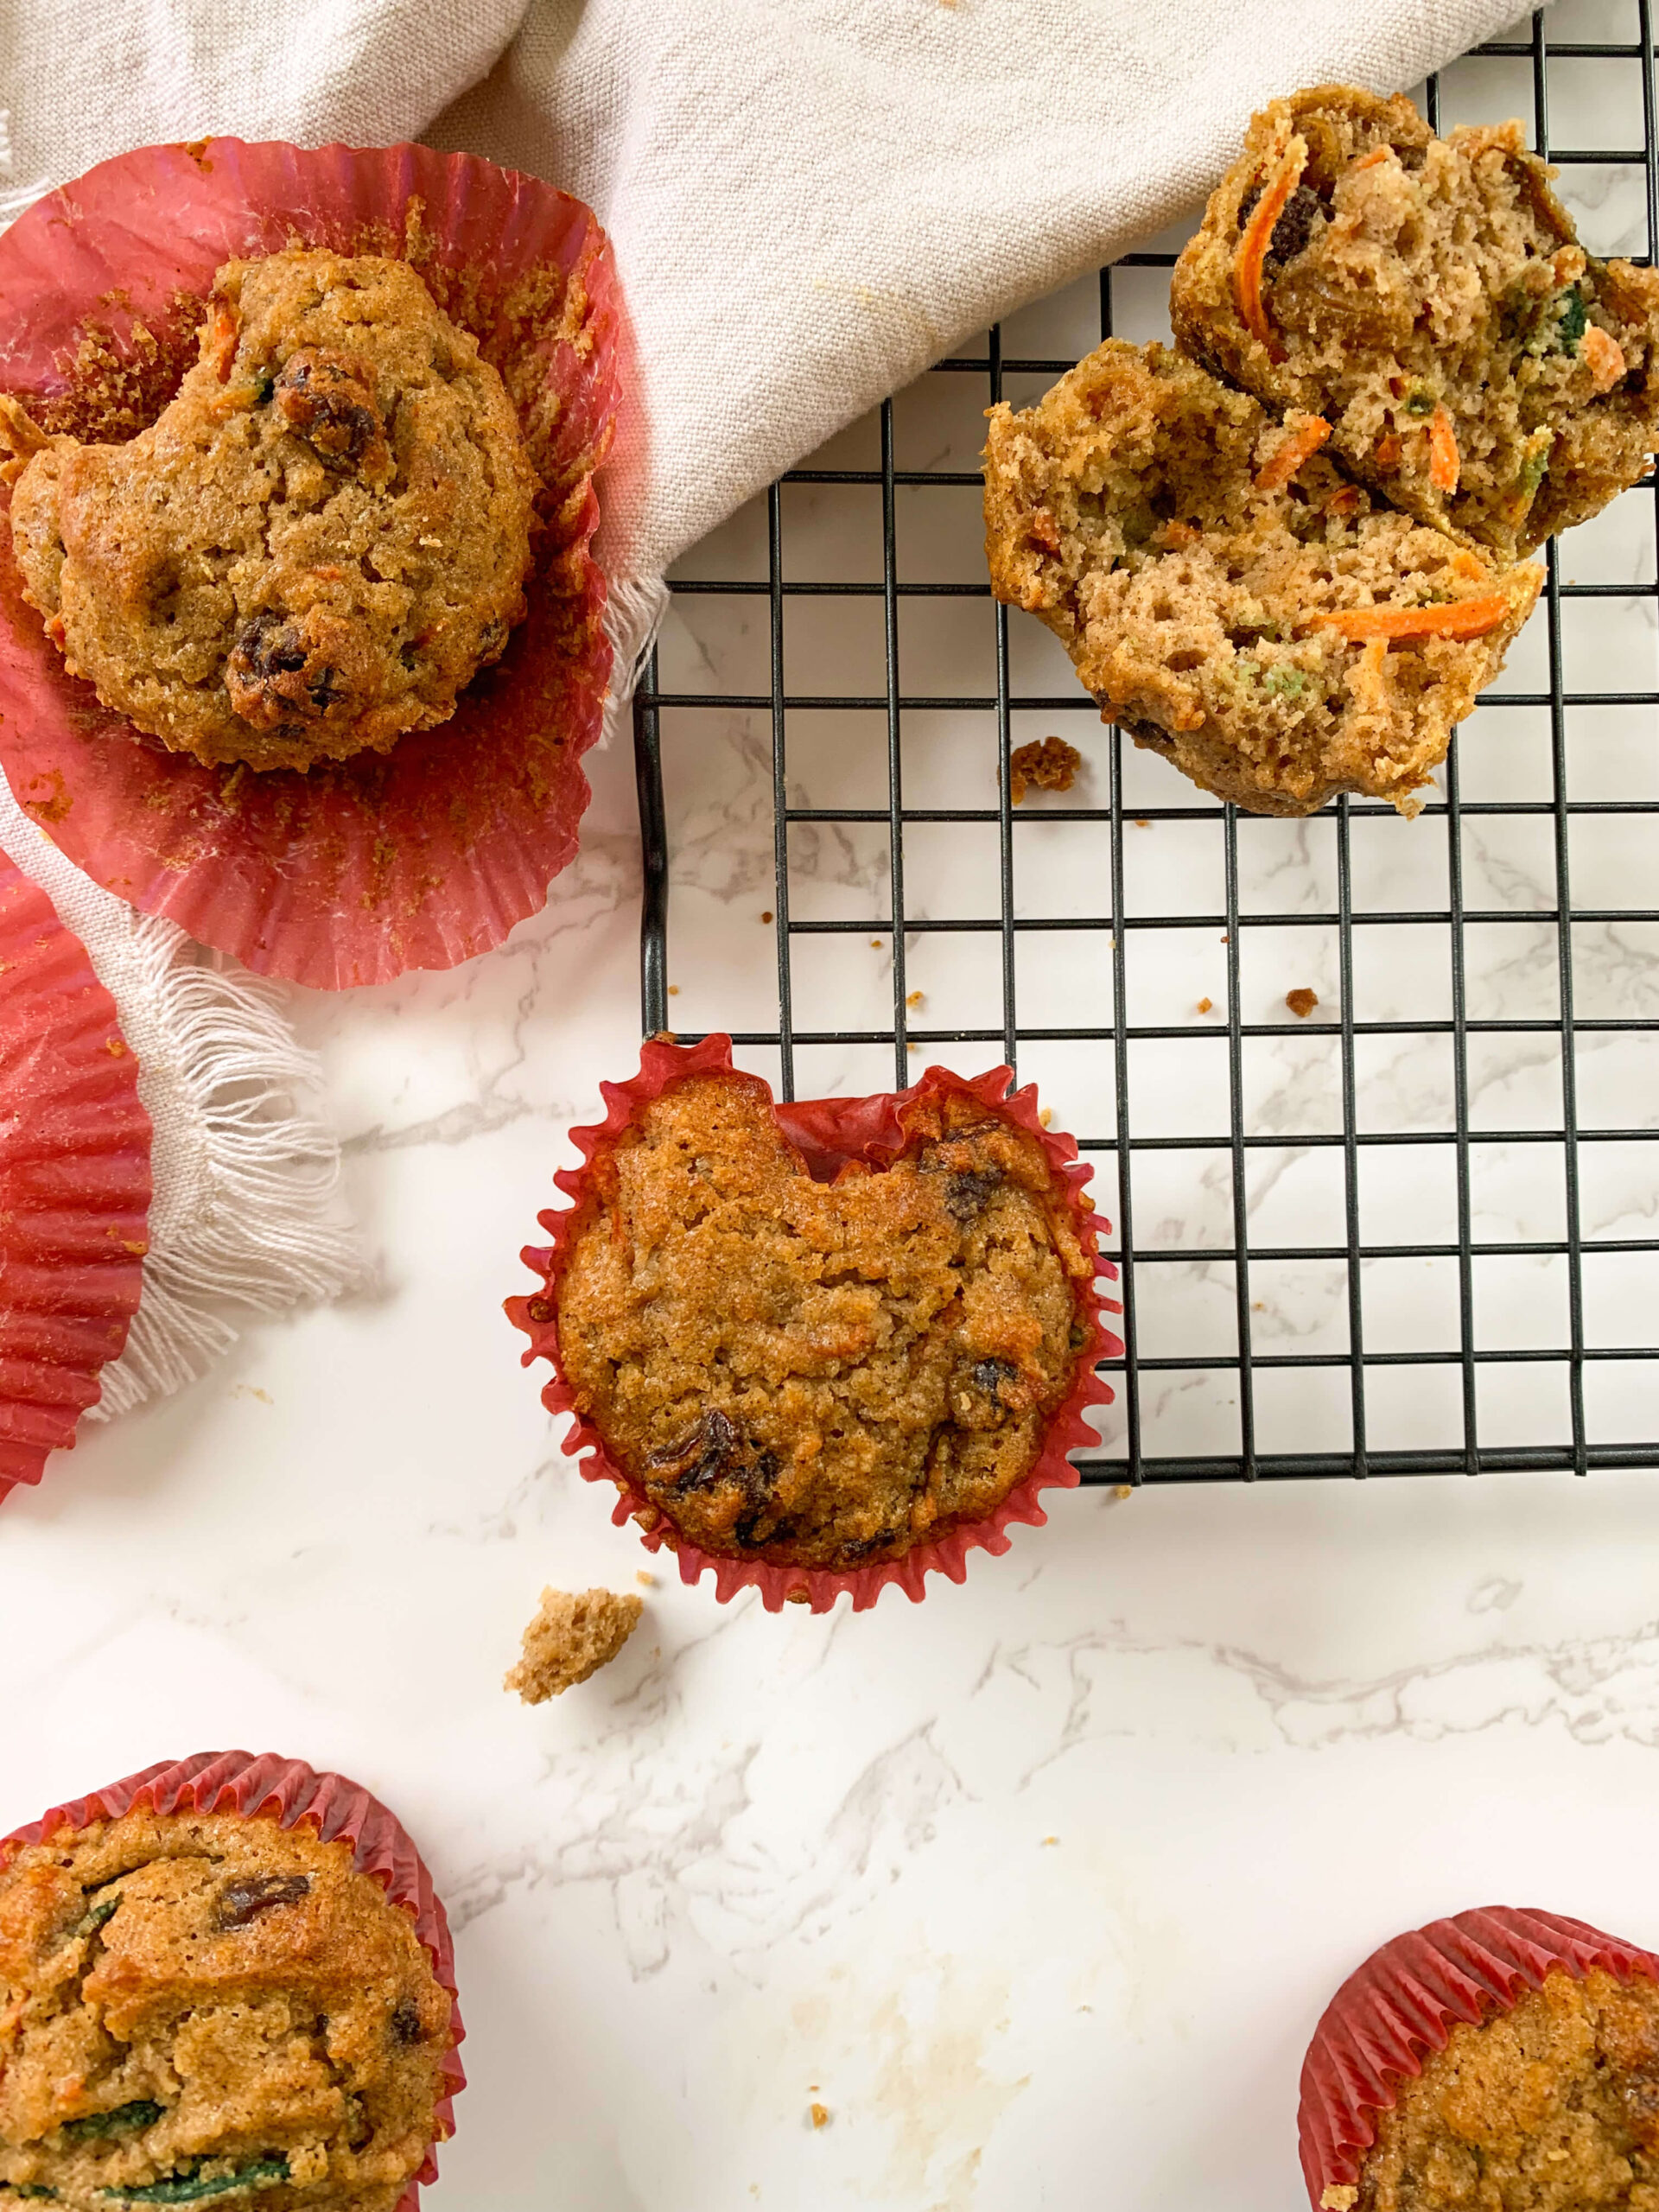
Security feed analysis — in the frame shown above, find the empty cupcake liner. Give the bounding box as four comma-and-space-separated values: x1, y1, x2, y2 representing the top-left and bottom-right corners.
505, 1033, 1122, 1611
0, 850, 151, 1504
0, 137, 620, 989
1298, 1904, 1659, 2209
1, 1749, 465, 2210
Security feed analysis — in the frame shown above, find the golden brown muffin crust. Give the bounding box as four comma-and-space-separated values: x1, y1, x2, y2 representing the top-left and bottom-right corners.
3, 248, 537, 773
1171, 85, 1659, 559
1350, 1967, 1659, 2210
0, 1808, 452, 2211
555, 1071, 1095, 1572
983, 340, 1539, 817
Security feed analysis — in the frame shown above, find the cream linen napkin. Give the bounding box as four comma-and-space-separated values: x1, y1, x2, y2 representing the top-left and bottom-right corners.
1, 0, 1528, 1418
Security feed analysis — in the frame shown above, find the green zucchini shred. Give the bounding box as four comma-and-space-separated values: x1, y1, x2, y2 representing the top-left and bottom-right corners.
1262, 664, 1313, 700
64, 2104, 166, 2145
1555, 286, 1588, 353
102, 2158, 289, 2205
76, 1896, 122, 1940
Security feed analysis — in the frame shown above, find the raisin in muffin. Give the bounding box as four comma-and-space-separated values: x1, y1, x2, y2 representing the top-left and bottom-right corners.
983, 340, 1538, 817
1170, 85, 1659, 561
1328, 1966, 1659, 2211
2, 248, 537, 773
553, 1069, 1096, 1573
0, 1805, 453, 2209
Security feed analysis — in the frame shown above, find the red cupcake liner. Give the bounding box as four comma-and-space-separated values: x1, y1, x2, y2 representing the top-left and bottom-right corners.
0, 849, 151, 1505
0, 1749, 465, 2211
0, 137, 620, 989
505, 1033, 1122, 1612
1298, 1904, 1659, 2208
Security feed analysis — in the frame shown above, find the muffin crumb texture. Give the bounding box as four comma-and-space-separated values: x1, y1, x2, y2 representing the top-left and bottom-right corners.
0, 1808, 452, 2211
1170, 85, 1659, 559
3, 248, 537, 773
1354, 1966, 1659, 2209
555, 1071, 1094, 1572
983, 341, 1538, 818
505, 1586, 644, 1702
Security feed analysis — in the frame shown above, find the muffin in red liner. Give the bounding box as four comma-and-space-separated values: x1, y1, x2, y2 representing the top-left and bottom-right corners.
0, 849, 151, 1506
0, 1749, 464, 2211
1299, 1904, 1659, 2209
0, 137, 620, 989
505, 1033, 1122, 1611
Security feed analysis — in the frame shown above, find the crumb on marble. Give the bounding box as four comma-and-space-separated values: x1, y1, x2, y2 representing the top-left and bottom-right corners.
1008, 734, 1083, 805
505, 1586, 644, 1703
1196, 996, 1213, 1014
1039, 1106, 1052, 1128
870, 937, 883, 949
810, 2103, 830, 2129
1040, 1834, 1059, 1847
906, 989, 925, 1007
668, 984, 680, 996
1133, 817, 1150, 828
635, 1568, 655, 1586
1115, 1484, 1133, 1499
761, 910, 774, 923
1286, 987, 1319, 1019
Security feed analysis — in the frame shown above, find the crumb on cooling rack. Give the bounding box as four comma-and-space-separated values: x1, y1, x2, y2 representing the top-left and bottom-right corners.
1008, 734, 1084, 804
1197, 995, 1213, 1014
1286, 987, 1320, 1018
505, 1586, 644, 1703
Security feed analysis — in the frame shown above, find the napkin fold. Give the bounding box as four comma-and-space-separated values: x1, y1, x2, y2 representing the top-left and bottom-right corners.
0, 0, 1528, 1419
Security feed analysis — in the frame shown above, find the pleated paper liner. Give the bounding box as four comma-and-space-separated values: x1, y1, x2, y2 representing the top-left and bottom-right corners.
0, 137, 620, 989
505, 1033, 1122, 1611
0, 1750, 465, 2211
0, 850, 151, 1504
1298, 1904, 1659, 2209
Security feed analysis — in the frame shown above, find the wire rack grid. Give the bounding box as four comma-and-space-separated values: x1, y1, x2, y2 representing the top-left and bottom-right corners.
632, 2, 1659, 1487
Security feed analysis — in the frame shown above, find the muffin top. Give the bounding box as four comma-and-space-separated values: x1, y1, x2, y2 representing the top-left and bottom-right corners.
3, 248, 537, 773
554, 1070, 1096, 1572
0, 1806, 453, 2211
1337, 1965, 1659, 2210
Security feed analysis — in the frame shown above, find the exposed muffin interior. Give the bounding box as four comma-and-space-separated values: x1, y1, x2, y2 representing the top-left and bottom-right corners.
1338, 1966, 1659, 2211
553, 1070, 1095, 1572
505, 1586, 644, 1703
983, 340, 1539, 817
0, 1808, 452, 2211
2, 248, 538, 773
1170, 84, 1659, 559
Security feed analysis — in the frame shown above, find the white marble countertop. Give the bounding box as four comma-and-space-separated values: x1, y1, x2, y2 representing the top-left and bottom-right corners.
7, 20, 1659, 2207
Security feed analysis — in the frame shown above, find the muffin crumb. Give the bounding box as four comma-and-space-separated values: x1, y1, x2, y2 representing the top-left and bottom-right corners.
1008, 735, 1083, 804
505, 1587, 644, 1703
1286, 987, 1319, 1017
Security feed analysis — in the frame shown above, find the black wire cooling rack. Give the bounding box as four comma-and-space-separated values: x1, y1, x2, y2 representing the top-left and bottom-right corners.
632, 4, 1659, 1486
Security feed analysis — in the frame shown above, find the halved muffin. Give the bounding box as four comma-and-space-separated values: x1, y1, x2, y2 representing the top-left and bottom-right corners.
1170, 85, 1659, 560
983, 340, 1539, 816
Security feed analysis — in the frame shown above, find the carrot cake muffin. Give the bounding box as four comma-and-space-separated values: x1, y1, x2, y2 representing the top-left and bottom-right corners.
1170, 85, 1659, 561
0, 1804, 453, 2209
505, 1587, 644, 1703
983, 340, 1539, 817
1332, 1966, 1659, 2210
553, 1068, 1095, 1572
1, 247, 537, 772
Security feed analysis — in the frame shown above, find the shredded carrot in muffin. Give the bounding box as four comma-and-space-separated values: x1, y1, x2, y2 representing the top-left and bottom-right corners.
1255, 414, 1331, 489
1236, 143, 1307, 357
1427, 404, 1460, 493
1308, 593, 1514, 644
